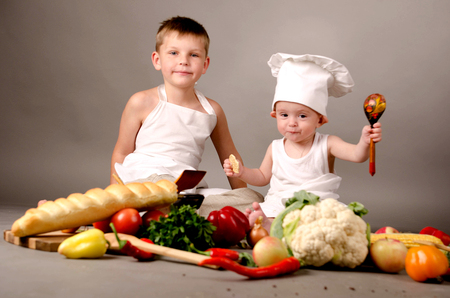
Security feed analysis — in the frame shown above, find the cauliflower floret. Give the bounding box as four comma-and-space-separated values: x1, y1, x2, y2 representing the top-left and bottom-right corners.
282, 198, 368, 268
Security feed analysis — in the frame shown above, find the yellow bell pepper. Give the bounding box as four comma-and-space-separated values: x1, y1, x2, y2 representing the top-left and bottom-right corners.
58, 228, 108, 259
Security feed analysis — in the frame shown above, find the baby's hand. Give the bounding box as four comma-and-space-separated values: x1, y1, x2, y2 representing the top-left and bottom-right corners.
223, 159, 235, 177
223, 155, 241, 177
363, 122, 382, 144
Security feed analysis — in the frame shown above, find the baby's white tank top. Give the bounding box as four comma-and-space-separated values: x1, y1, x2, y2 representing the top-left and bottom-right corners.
260, 132, 342, 217
115, 84, 217, 184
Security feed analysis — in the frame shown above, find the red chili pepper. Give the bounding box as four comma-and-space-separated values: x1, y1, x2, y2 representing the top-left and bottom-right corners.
198, 256, 301, 279
119, 240, 154, 261
207, 206, 250, 247
110, 223, 154, 261
191, 244, 256, 266
191, 244, 240, 261
206, 248, 240, 260
419, 226, 450, 246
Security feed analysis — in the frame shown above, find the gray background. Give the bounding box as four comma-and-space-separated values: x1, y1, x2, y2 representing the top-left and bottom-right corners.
1, 0, 449, 232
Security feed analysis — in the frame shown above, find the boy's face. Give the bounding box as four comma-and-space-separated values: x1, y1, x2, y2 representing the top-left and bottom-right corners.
152, 31, 210, 89
270, 101, 325, 143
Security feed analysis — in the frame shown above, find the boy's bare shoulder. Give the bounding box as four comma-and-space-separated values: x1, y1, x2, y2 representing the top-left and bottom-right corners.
127, 87, 159, 109
205, 96, 224, 115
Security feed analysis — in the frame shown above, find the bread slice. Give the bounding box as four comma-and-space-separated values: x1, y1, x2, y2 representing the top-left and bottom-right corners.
229, 154, 240, 173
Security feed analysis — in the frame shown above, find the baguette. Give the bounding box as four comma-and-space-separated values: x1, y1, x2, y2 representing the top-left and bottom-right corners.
11, 180, 178, 237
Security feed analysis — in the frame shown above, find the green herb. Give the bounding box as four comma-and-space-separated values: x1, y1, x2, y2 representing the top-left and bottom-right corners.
141, 205, 216, 252
348, 202, 369, 217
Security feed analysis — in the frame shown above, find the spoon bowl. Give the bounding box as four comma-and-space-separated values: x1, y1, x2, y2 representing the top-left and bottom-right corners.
364, 94, 386, 127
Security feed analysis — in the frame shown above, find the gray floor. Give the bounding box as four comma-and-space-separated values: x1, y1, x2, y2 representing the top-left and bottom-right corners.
1, 205, 448, 298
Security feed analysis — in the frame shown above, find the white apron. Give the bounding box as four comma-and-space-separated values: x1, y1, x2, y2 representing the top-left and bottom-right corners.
115, 84, 217, 184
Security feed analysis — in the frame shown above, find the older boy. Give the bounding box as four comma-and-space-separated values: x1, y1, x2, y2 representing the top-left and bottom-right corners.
111, 16, 263, 215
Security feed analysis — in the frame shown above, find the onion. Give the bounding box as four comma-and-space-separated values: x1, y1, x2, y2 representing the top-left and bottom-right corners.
247, 216, 269, 247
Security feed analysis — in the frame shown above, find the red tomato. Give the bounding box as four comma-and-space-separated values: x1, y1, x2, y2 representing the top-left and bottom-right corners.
110, 208, 142, 235
142, 210, 165, 227
93, 217, 112, 233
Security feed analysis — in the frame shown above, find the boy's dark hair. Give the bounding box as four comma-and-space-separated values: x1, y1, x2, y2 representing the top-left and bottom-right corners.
156, 16, 210, 56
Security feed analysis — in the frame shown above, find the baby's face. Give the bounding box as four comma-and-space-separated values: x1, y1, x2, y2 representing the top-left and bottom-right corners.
271, 101, 324, 142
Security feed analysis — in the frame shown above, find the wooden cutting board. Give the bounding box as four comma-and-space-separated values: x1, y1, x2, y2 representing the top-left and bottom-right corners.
3, 230, 76, 252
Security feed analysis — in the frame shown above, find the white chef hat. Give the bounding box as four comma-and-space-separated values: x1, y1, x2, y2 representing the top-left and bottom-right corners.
268, 53, 355, 124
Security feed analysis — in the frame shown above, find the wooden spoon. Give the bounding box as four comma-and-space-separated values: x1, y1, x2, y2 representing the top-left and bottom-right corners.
104, 232, 218, 269
363, 94, 386, 176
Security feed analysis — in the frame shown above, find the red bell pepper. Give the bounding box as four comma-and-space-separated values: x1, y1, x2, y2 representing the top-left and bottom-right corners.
207, 206, 250, 247
419, 226, 450, 246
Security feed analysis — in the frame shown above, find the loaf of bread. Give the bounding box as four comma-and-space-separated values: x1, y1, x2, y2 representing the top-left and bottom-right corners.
11, 180, 178, 237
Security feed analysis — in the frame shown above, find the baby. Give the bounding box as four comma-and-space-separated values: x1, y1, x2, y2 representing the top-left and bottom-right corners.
224, 53, 382, 231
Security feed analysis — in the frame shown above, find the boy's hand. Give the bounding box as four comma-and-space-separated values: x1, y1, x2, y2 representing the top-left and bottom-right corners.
362, 122, 382, 144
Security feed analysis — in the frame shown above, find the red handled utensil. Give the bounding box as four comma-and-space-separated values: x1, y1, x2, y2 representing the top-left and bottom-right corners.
174, 170, 206, 193
174, 170, 207, 209
363, 94, 386, 176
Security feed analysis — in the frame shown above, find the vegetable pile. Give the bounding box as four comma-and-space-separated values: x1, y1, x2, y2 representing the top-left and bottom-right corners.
53, 189, 450, 284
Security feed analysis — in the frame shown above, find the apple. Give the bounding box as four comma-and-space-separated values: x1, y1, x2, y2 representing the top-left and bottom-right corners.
253, 236, 289, 267
375, 226, 399, 234
370, 238, 408, 273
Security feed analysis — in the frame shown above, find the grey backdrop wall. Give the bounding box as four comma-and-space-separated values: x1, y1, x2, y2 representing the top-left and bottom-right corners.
1, 0, 449, 232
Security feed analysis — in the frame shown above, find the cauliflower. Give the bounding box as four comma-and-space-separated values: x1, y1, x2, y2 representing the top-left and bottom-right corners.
280, 197, 369, 268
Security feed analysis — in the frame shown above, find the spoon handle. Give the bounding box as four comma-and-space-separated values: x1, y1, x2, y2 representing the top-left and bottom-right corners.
369, 139, 375, 176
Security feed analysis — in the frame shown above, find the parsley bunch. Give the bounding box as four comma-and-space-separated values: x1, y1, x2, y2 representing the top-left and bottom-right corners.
141, 205, 216, 252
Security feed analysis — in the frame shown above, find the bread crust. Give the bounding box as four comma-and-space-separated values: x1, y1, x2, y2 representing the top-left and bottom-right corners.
11, 180, 178, 237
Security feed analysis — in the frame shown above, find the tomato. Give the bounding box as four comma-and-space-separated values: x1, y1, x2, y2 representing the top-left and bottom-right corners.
405, 245, 449, 282
110, 208, 142, 235
142, 210, 165, 227
93, 217, 112, 233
